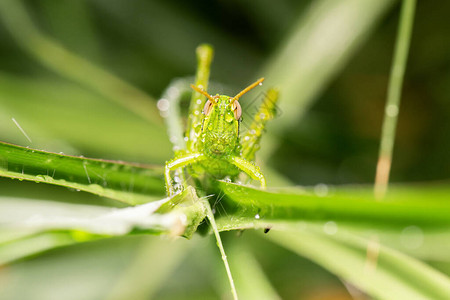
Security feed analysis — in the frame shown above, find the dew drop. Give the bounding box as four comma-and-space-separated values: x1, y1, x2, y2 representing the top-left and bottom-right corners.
35, 175, 45, 181
386, 104, 399, 117
314, 183, 329, 197
323, 221, 337, 235
225, 114, 234, 123
157, 98, 170, 112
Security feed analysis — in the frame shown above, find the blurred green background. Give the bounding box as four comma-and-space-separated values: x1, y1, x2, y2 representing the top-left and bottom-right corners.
0, 0, 449, 299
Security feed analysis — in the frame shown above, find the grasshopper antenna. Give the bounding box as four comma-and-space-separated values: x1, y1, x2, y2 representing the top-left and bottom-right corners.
190, 84, 217, 104
231, 77, 265, 104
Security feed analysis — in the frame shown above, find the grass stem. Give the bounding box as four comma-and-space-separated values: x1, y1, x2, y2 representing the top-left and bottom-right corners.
205, 201, 239, 300
375, 0, 416, 199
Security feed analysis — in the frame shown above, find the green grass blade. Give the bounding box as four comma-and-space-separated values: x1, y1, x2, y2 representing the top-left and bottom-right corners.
0, 141, 165, 204
228, 242, 281, 300
0, 0, 161, 125
268, 227, 450, 300
104, 237, 192, 300
0, 231, 84, 266
0, 73, 171, 162
333, 223, 450, 262
375, 0, 417, 198
0, 187, 204, 264
218, 182, 450, 228
205, 201, 238, 300
261, 0, 396, 155
0, 196, 173, 237
0, 236, 191, 300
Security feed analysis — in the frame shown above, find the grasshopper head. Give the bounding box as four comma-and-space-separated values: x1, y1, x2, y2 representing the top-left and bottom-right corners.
190, 78, 264, 156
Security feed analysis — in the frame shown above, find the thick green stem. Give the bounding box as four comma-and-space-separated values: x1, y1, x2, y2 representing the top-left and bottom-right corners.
0, 141, 165, 204
218, 182, 450, 229
375, 0, 416, 199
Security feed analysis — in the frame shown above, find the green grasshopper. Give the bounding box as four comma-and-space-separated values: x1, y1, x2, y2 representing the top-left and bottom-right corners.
161, 44, 278, 196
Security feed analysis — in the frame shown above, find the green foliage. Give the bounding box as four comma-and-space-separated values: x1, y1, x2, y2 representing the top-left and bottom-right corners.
0, 141, 165, 204
0, 0, 449, 299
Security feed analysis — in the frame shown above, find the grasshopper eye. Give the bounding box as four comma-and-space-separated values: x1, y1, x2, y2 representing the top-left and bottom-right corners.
203, 100, 214, 115
232, 101, 242, 120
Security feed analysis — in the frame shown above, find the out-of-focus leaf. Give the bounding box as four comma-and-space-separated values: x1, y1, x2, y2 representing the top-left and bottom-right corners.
0, 73, 171, 162
0, 186, 205, 264
261, 0, 396, 156
0, 235, 193, 300
91, 0, 262, 86
0, 231, 86, 266
0, 141, 165, 204
103, 237, 193, 300
0, 197, 170, 236
228, 242, 281, 300
0, 0, 162, 125
268, 227, 450, 300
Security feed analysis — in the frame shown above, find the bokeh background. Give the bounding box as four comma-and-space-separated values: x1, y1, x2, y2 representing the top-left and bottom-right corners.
0, 0, 449, 299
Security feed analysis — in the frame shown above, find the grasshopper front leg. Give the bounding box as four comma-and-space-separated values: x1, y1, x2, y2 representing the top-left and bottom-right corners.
229, 156, 266, 189
165, 153, 205, 196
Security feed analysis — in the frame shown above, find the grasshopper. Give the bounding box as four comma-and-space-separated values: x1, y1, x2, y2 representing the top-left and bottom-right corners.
161, 44, 278, 196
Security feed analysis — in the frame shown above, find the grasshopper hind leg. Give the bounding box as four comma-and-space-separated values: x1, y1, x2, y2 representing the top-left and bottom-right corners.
241, 88, 279, 162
